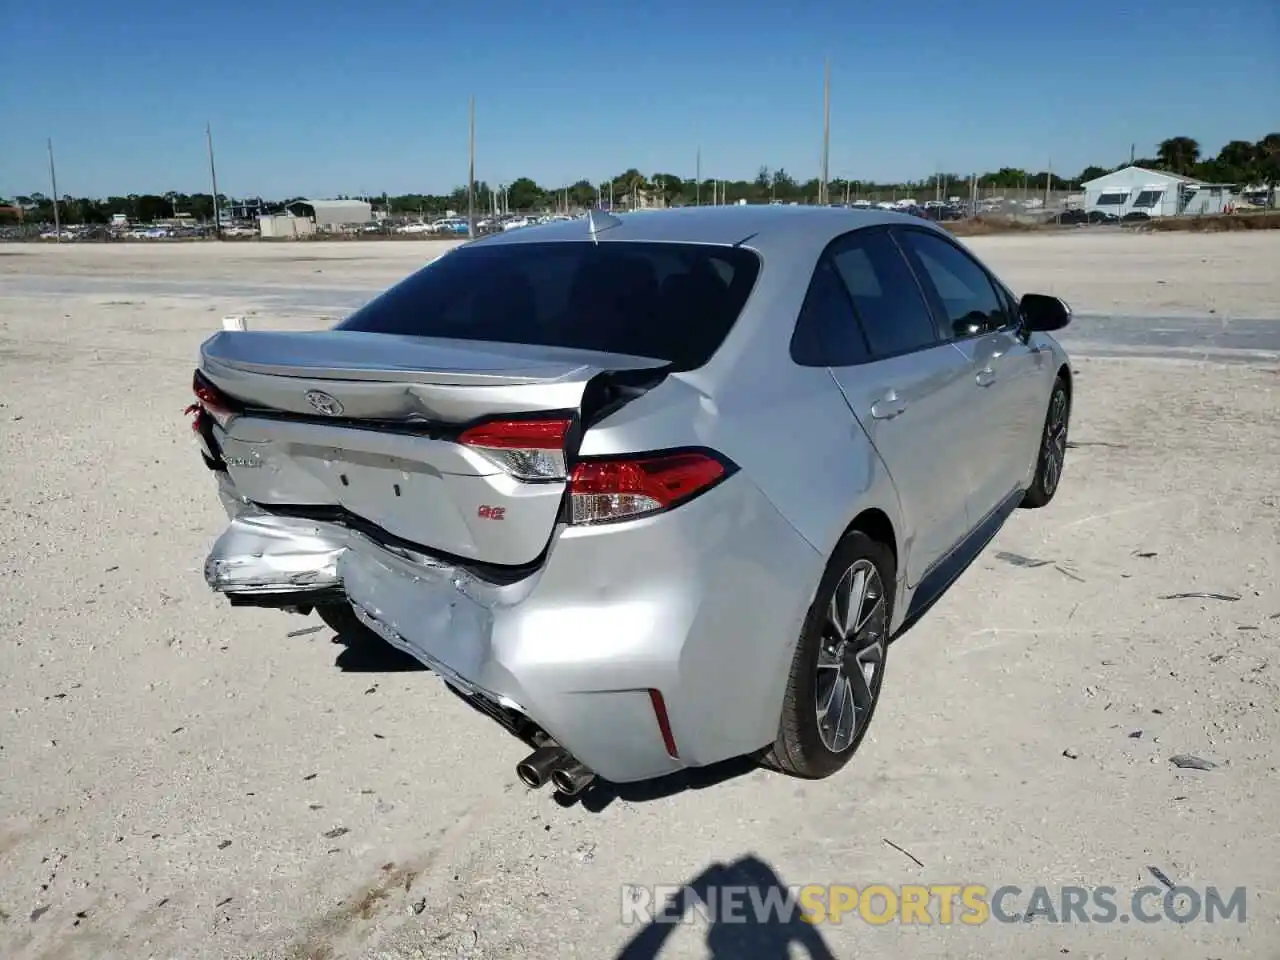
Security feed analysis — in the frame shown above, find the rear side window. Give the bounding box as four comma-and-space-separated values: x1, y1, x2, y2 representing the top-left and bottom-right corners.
791, 258, 870, 366
338, 241, 761, 370
828, 231, 941, 359
895, 229, 1012, 337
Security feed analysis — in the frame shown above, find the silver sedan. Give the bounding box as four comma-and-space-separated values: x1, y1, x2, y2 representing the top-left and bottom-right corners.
190, 205, 1073, 796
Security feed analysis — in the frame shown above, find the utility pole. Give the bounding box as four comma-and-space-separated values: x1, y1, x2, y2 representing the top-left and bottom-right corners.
467, 96, 476, 238
695, 147, 701, 205
820, 58, 831, 205
1045, 160, 1053, 208
206, 123, 221, 239
46, 138, 61, 240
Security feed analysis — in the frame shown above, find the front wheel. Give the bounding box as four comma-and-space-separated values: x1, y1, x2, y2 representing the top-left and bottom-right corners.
766, 531, 893, 779
1021, 376, 1070, 508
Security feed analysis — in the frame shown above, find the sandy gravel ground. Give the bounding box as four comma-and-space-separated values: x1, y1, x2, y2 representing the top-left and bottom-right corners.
0, 232, 1278, 960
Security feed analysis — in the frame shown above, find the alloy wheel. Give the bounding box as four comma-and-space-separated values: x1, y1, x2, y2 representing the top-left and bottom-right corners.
1043, 387, 1069, 496
815, 559, 888, 753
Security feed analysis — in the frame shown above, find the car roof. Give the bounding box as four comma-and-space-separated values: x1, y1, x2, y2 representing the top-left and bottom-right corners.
465, 204, 940, 255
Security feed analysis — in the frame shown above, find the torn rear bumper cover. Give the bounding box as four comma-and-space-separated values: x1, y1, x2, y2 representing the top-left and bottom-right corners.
201, 476, 823, 785
204, 513, 347, 596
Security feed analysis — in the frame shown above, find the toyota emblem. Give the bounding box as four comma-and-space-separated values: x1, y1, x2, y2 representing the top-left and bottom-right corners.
305, 390, 344, 417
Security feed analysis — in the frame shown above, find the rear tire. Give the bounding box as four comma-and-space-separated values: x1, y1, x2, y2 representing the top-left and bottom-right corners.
1021, 376, 1070, 509
766, 531, 894, 779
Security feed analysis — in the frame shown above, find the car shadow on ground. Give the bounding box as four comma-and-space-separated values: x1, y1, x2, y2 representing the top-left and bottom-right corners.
614, 854, 837, 959
329, 626, 428, 673
560, 755, 763, 813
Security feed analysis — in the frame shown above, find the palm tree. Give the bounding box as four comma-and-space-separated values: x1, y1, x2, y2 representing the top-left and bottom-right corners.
1156, 137, 1201, 175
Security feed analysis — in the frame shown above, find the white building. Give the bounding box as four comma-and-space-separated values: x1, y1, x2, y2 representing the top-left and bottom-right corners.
1081, 166, 1234, 218
284, 198, 373, 228
258, 214, 316, 238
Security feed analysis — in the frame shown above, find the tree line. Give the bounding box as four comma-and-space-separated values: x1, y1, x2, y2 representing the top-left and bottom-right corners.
3, 133, 1276, 226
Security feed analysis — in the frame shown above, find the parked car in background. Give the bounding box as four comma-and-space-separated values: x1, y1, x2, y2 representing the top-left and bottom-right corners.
190, 206, 1073, 797
432, 217, 470, 235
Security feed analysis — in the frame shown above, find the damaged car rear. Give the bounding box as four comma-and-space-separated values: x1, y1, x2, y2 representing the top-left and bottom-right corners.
190, 207, 1074, 796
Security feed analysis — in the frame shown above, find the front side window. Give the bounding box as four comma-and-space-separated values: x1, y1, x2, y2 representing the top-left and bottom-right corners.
895, 229, 1012, 338
338, 241, 761, 370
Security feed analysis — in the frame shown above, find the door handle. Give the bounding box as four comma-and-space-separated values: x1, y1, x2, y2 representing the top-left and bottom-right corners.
976, 366, 997, 387
870, 390, 908, 419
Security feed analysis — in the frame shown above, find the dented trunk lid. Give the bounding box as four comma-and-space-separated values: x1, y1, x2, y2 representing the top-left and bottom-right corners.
198, 329, 668, 569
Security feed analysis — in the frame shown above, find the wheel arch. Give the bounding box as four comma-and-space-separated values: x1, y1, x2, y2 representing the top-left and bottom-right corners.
841, 507, 898, 573
1057, 363, 1073, 405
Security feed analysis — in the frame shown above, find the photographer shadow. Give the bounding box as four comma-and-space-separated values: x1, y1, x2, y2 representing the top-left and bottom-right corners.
615, 854, 837, 960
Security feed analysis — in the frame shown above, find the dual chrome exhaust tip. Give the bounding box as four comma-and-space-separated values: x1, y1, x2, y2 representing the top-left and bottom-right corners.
516, 745, 595, 797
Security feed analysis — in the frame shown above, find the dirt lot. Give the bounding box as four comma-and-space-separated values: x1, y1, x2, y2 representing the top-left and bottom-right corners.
1, 231, 1278, 959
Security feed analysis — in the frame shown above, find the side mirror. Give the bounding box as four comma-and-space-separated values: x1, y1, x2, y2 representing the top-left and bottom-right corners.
1019, 293, 1071, 332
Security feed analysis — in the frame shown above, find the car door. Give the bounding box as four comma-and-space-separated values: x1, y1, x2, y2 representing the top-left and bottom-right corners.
893, 226, 1043, 517
990, 277, 1057, 476
815, 228, 976, 589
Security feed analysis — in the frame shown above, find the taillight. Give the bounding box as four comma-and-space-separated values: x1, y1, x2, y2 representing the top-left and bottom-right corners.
457, 417, 572, 481
192, 369, 240, 427
567, 449, 732, 525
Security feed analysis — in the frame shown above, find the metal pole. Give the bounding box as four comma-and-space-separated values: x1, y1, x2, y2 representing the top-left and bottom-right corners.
206, 123, 221, 239
820, 58, 831, 205
46, 138, 61, 240
467, 96, 476, 238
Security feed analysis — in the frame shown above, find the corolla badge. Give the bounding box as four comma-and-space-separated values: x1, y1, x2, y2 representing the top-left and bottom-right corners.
305, 390, 344, 417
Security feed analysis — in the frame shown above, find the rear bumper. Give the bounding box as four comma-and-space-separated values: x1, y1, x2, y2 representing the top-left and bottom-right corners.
204, 475, 823, 784
205, 512, 346, 596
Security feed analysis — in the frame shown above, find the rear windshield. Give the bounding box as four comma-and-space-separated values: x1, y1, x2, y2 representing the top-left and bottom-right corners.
337, 240, 761, 369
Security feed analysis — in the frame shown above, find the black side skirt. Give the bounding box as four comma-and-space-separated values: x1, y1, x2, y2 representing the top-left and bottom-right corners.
893, 488, 1025, 639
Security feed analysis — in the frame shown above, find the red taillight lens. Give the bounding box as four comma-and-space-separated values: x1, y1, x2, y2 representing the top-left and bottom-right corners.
457, 417, 573, 481
568, 450, 729, 525
192, 369, 239, 427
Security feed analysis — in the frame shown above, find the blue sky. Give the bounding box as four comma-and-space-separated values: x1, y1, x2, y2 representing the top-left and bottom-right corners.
4, 0, 1277, 199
